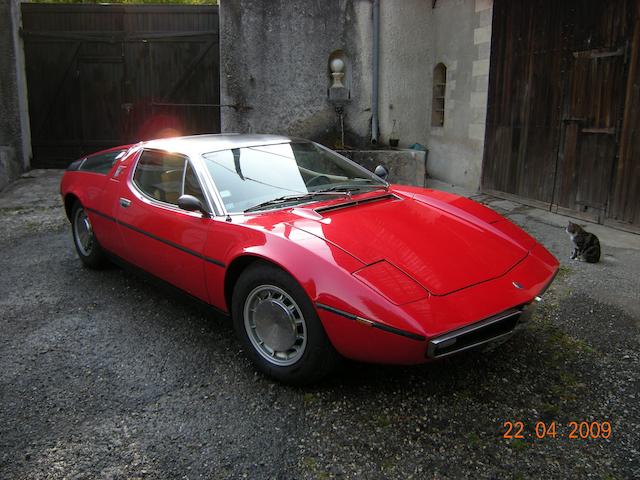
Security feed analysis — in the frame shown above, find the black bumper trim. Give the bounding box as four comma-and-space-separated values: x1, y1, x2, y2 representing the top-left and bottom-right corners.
315, 302, 426, 342
426, 308, 522, 359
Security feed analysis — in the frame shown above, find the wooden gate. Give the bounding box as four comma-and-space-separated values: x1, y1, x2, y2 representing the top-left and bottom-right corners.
21, 4, 220, 168
483, 0, 640, 231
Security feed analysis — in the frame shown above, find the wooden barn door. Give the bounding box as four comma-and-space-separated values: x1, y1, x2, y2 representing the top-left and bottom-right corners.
554, 48, 628, 222
608, 7, 640, 231
483, 0, 639, 231
21, 4, 220, 168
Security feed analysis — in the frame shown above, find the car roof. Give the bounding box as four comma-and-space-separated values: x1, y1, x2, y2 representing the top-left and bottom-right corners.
142, 134, 299, 158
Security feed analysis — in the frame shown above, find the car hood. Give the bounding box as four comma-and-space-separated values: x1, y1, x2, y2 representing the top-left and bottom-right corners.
286, 192, 533, 296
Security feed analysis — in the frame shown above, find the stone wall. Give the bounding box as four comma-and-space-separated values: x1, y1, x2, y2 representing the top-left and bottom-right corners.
219, 0, 492, 190
427, 0, 492, 190
220, 0, 373, 148
376, 1, 431, 148
220, 0, 432, 150
338, 149, 426, 187
0, 0, 30, 191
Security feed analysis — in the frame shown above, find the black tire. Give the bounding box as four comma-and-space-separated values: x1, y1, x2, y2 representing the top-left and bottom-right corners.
232, 262, 341, 385
70, 201, 108, 269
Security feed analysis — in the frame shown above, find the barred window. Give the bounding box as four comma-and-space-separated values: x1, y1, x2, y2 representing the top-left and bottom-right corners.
432, 63, 446, 127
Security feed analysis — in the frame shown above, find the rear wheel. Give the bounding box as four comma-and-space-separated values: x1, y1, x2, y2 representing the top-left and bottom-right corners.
232, 263, 340, 385
71, 201, 108, 269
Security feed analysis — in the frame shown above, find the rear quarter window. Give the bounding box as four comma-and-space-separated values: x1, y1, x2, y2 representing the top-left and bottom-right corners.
80, 149, 128, 174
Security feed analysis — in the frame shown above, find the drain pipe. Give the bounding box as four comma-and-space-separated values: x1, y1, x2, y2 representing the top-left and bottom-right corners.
371, 0, 380, 145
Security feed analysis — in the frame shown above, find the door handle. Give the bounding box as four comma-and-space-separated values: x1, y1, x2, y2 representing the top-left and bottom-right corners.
119, 197, 131, 208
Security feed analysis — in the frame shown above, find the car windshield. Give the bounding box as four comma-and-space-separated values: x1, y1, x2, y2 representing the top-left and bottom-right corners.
201, 141, 386, 212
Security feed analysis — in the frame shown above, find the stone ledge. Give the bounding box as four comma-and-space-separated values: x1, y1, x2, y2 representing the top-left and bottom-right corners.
337, 149, 427, 187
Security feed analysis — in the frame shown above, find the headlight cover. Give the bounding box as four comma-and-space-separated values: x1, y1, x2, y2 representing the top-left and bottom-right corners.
353, 260, 429, 305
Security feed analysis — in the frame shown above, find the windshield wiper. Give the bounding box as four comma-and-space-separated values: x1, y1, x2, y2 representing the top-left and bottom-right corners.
244, 191, 351, 213
315, 183, 389, 193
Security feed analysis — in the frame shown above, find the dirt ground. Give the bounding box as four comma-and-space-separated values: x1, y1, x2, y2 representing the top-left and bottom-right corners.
1, 170, 639, 479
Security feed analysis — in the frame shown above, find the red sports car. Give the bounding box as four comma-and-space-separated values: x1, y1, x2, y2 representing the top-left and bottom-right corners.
60, 134, 558, 384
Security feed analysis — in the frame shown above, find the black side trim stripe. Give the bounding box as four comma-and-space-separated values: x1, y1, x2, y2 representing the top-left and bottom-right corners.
317, 302, 357, 320
87, 207, 117, 223
316, 303, 426, 342
85, 207, 225, 268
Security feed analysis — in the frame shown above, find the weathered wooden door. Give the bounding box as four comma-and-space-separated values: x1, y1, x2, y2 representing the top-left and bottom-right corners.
554, 48, 628, 222
483, 0, 639, 231
79, 55, 124, 146
21, 4, 220, 168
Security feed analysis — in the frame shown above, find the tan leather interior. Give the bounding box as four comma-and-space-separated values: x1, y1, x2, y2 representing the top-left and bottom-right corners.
158, 169, 183, 204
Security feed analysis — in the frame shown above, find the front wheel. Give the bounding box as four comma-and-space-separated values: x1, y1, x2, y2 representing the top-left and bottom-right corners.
232, 263, 340, 385
71, 201, 108, 269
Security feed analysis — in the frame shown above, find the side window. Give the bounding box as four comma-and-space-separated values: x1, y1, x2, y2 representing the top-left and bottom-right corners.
183, 162, 206, 205
133, 150, 185, 205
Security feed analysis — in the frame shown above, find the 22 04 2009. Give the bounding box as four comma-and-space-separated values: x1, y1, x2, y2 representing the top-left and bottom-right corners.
503, 420, 612, 440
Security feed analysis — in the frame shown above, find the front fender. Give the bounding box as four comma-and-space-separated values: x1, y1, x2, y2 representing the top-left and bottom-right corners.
201, 218, 432, 362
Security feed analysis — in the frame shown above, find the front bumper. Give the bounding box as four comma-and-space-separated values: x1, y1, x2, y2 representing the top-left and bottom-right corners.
426, 298, 541, 359
316, 244, 558, 365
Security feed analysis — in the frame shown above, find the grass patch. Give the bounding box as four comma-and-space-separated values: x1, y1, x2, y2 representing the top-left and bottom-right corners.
300, 457, 330, 480
466, 431, 481, 447
556, 264, 573, 280
546, 325, 598, 358
540, 402, 561, 419
380, 457, 396, 472
372, 413, 392, 429
510, 438, 528, 452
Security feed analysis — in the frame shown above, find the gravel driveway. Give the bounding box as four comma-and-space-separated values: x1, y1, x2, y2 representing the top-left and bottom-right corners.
1, 170, 638, 479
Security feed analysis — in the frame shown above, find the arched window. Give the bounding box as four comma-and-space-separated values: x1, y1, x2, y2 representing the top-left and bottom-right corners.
431, 63, 446, 127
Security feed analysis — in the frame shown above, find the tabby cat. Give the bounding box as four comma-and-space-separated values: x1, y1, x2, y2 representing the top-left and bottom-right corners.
566, 222, 601, 263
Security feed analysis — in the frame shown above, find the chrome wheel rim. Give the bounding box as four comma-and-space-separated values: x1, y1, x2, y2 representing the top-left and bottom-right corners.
243, 285, 307, 366
73, 207, 94, 256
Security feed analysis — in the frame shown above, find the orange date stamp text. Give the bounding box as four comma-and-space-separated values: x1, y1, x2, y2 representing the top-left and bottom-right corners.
502, 420, 612, 439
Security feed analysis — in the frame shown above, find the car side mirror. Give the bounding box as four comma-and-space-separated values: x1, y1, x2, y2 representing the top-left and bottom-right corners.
178, 195, 210, 217
374, 165, 388, 180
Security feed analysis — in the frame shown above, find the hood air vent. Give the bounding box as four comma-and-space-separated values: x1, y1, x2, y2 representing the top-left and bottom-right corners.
314, 193, 399, 214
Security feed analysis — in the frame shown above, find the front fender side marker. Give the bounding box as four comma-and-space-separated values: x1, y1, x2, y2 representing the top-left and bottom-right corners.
316, 303, 425, 341
355, 316, 374, 327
